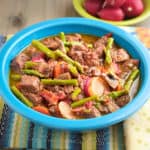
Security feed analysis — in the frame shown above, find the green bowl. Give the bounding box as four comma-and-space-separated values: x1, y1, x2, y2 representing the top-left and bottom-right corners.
73, 0, 150, 26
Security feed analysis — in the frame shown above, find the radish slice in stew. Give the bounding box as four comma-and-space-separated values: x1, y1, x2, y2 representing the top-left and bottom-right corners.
58, 101, 76, 119
84, 77, 105, 96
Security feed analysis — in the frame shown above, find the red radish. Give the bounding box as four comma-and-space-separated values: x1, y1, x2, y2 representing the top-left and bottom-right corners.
103, 0, 126, 8
122, 0, 144, 18
84, 77, 105, 96
97, 8, 125, 21
84, 0, 103, 16
58, 101, 76, 119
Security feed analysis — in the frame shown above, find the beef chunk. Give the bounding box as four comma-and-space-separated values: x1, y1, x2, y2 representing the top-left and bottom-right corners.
106, 99, 120, 112
25, 46, 38, 56
42, 37, 65, 52
94, 35, 108, 58
63, 85, 74, 94
68, 48, 84, 64
118, 59, 139, 79
23, 92, 42, 105
88, 106, 101, 117
83, 51, 100, 66
97, 104, 109, 114
34, 62, 51, 77
56, 72, 71, 80
42, 37, 60, 50
66, 33, 82, 42
18, 75, 40, 93
84, 66, 101, 77
11, 53, 30, 73
115, 94, 130, 107
111, 48, 130, 62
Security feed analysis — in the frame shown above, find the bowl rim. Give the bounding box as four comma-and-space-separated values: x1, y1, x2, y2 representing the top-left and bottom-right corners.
0, 17, 150, 131
73, 0, 150, 26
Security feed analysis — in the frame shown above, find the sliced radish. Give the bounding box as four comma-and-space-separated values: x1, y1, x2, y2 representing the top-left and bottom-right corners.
58, 101, 76, 119
122, 0, 144, 18
103, 0, 126, 8
97, 8, 125, 21
84, 77, 105, 96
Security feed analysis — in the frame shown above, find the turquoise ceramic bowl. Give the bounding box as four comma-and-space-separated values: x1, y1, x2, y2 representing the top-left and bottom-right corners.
0, 18, 150, 131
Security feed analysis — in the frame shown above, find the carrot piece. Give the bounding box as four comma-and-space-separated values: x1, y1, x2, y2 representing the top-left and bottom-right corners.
40, 89, 59, 105
33, 105, 50, 115
54, 63, 62, 78
54, 61, 68, 78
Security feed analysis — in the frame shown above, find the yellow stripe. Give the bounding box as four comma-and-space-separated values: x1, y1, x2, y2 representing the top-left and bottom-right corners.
113, 125, 118, 150
0, 98, 4, 118
60, 131, 66, 149
14, 114, 22, 147
82, 131, 96, 150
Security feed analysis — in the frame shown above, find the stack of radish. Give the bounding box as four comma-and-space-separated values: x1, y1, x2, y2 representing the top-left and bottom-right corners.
84, 0, 144, 21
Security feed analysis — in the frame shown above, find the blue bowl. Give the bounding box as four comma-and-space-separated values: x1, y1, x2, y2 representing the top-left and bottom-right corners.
0, 18, 150, 131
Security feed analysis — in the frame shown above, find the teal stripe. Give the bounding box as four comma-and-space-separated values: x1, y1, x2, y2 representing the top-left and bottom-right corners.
50, 130, 61, 149
19, 117, 30, 148
32, 125, 40, 148
41, 126, 48, 147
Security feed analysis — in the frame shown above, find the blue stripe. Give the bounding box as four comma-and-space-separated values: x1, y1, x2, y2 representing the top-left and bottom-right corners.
96, 128, 110, 150
68, 132, 82, 150
0, 104, 14, 148
27, 122, 34, 149
46, 129, 52, 149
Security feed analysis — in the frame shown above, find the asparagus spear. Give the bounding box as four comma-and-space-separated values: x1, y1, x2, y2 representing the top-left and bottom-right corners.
68, 64, 79, 77
55, 50, 84, 73
11, 86, 33, 107
104, 37, 113, 65
124, 69, 140, 91
71, 87, 81, 101
32, 40, 55, 59
59, 32, 66, 43
23, 69, 44, 78
41, 79, 78, 86
74, 61, 84, 73
71, 95, 99, 108
55, 50, 74, 64
109, 90, 127, 99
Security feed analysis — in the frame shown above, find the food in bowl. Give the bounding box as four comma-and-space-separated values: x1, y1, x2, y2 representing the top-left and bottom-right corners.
10, 32, 140, 119
84, 0, 144, 21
